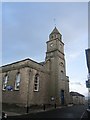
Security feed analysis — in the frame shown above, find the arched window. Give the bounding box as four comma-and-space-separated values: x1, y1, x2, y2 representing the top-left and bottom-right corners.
3, 74, 8, 90
34, 74, 39, 92
15, 72, 20, 90
61, 71, 64, 80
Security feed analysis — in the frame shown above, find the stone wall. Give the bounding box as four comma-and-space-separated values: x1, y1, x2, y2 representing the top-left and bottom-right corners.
1, 59, 50, 107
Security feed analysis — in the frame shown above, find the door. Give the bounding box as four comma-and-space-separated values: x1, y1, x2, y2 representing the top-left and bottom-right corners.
61, 90, 64, 105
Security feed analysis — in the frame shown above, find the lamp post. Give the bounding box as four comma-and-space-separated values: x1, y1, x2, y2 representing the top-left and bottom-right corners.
26, 69, 31, 113
51, 96, 56, 108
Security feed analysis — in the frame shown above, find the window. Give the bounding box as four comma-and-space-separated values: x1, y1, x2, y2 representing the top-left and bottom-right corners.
54, 34, 56, 38
51, 35, 53, 39
60, 62, 63, 66
60, 35, 62, 40
34, 74, 39, 92
15, 72, 20, 90
3, 74, 8, 90
61, 71, 64, 80
55, 34, 58, 38
60, 44, 62, 48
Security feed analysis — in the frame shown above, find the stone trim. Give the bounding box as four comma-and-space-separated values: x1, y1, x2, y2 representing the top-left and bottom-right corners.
0, 58, 50, 74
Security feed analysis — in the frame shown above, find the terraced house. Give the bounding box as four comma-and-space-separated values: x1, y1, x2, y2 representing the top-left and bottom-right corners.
1, 27, 70, 110
70, 92, 85, 105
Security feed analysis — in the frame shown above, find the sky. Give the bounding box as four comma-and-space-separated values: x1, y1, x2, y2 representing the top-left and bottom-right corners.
89, 1, 90, 48
1, 0, 89, 2
1, 2, 89, 97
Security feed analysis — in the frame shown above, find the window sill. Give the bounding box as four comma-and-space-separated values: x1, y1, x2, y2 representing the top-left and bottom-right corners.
14, 89, 19, 91
34, 90, 39, 92
2, 89, 6, 91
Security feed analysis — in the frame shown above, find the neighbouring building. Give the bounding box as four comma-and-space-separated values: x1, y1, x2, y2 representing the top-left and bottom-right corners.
85, 49, 90, 75
1, 27, 70, 109
85, 48, 90, 108
70, 92, 85, 105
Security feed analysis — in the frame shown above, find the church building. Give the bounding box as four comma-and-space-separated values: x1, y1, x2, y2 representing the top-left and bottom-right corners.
1, 27, 70, 109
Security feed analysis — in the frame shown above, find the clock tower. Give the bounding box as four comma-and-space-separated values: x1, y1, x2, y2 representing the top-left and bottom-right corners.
46, 27, 64, 59
46, 27, 69, 105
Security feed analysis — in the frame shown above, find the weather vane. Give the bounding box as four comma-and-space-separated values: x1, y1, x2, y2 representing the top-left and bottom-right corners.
53, 18, 56, 27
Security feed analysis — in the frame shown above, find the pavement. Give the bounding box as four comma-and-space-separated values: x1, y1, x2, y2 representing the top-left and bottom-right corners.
80, 109, 89, 119
2, 111, 21, 116
3, 104, 73, 116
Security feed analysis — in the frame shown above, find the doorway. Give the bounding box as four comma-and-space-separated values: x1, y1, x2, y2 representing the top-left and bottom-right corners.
61, 90, 64, 105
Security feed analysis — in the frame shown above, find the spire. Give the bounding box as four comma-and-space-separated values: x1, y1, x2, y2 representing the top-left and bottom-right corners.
50, 27, 60, 35
49, 27, 62, 41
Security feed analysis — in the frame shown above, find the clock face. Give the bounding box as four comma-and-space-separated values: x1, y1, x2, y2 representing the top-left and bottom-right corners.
50, 43, 54, 47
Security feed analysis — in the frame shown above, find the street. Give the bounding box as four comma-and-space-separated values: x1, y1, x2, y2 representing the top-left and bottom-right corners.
7, 104, 88, 119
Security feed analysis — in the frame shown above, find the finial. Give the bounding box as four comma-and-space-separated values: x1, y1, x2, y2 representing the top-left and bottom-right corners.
53, 18, 56, 27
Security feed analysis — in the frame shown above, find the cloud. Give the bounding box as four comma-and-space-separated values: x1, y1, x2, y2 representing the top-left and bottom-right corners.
70, 82, 82, 85
68, 52, 82, 59
70, 81, 88, 96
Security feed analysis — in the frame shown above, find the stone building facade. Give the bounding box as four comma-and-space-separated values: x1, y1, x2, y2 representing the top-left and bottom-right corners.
70, 92, 85, 105
85, 49, 90, 108
1, 27, 70, 108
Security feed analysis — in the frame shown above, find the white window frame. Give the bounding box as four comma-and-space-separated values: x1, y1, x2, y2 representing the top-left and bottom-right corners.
15, 72, 20, 90
34, 74, 39, 92
3, 74, 8, 90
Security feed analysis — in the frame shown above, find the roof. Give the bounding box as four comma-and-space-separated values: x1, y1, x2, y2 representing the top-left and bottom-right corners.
1, 58, 42, 68
50, 27, 60, 35
0, 58, 49, 73
39, 61, 45, 65
70, 91, 85, 97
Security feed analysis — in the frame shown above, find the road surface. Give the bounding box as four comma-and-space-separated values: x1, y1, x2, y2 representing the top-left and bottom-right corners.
7, 104, 88, 119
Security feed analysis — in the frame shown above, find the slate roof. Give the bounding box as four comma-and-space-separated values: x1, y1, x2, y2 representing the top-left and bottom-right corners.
50, 27, 61, 35
70, 91, 85, 97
